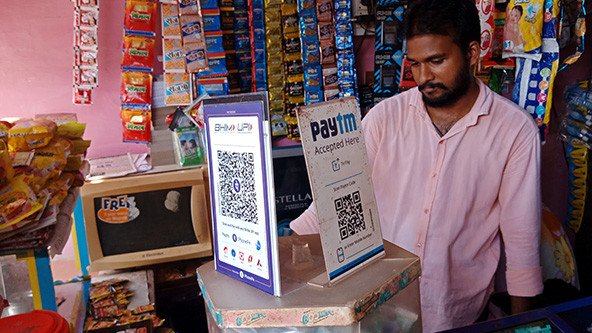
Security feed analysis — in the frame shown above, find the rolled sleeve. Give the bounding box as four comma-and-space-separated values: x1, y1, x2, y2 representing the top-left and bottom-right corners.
506, 266, 543, 296
499, 127, 543, 297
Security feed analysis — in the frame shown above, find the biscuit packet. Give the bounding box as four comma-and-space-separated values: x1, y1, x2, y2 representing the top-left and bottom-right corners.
0, 176, 43, 230
164, 73, 193, 105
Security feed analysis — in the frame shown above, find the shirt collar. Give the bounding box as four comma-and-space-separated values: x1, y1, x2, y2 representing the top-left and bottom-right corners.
409, 79, 493, 131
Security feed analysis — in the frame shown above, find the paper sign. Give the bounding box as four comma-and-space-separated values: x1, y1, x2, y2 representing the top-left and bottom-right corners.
204, 93, 281, 296
296, 97, 385, 283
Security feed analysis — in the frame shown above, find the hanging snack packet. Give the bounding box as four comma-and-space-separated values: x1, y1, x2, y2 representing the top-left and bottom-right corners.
163, 38, 186, 72
503, 0, 544, 60
0, 177, 43, 230
122, 35, 155, 71
178, 0, 199, 15
184, 42, 209, 72
74, 67, 98, 88
76, 7, 99, 28
121, 108, 152, 143
161, 3, 182, 37
165, 73, 193, 105
8, 118, 57, 152
121, 72, 153, 105
75, 27, 98, 50
124, 0, 157, 35
75, 48, 98, 68
180, 15, 205, 43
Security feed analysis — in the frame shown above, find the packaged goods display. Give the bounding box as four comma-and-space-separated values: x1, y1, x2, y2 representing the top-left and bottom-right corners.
0, 115, 89, 251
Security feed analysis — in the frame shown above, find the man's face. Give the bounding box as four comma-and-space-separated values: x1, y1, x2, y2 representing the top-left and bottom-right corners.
406, 34, 473, 108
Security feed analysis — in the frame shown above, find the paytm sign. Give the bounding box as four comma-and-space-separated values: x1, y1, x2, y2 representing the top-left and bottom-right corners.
311, 112, 357, 142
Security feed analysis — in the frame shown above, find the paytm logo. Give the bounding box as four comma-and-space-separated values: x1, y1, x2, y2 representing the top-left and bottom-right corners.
311, 113, 357, 142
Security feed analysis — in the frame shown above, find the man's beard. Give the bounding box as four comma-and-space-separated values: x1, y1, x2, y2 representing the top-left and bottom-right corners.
418, 62, 472, 108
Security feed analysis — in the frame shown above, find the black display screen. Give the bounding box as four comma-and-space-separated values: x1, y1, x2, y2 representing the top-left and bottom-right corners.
94, 186, 198, 256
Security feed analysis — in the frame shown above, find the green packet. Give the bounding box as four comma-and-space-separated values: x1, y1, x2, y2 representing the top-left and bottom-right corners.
173, 126, 203, 166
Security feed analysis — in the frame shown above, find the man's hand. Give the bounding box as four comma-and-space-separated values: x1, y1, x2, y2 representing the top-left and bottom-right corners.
510, 296, 537, 314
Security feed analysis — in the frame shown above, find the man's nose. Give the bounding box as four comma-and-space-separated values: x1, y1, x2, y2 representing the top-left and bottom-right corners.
414, 64, 435, 86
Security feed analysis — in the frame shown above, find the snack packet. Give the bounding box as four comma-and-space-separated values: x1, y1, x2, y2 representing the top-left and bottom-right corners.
165, 73, 193, 105
122, 36, 156, 71
8, 118, 57, 151
0, 177, 43, 230
121, 108, 152, 143
121, 72, 153, 105
163, 38, 186, 72
124, 0, 157, 35
0, 141, 14, 188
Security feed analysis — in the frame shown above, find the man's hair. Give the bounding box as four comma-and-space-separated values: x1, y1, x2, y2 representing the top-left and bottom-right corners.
404, 0, 481, 52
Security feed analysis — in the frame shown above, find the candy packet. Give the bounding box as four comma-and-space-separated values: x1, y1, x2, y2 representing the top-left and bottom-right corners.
165, 73, 193, 105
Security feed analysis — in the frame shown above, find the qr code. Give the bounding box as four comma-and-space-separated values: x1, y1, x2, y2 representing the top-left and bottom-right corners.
335, 191, 365, 240
217, 150, 258, 224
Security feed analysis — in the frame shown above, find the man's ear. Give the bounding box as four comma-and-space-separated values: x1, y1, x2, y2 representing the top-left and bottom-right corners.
467, 40, 480, 67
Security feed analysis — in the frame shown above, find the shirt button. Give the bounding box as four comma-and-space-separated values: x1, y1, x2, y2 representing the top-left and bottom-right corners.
431, 173, 437, 178
424, 209, 429, 214
417, 243, 422, 248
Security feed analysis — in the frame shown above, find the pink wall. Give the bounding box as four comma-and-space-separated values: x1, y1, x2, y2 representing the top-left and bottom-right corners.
0, 1, 148, 159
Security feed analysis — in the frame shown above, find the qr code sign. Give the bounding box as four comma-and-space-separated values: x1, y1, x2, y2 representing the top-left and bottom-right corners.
335, 191, 365, 240
217, 150, 258, 224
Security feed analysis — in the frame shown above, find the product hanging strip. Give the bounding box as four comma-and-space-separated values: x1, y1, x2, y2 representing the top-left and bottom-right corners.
197, 0, 230, 96
297, 0, 325, 104
233, 0, 254, 93
560, 81, 592, 232
249, 0, 268, 92
511, 0, 560, 142
333, 0, 357, 98
282, 0, 305, 141
72, 0, 100, 105
120, 0, 156, 143
264, 0, 288, 136
317, 0, 339, 101
220, 0, 241, 93
373, 0, 405, 106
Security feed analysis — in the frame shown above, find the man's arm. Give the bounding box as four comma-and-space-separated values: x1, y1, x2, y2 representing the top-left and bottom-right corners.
499, 127, 544, 304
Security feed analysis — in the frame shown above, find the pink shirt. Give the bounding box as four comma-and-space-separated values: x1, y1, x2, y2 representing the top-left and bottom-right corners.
290, 81, 543, 332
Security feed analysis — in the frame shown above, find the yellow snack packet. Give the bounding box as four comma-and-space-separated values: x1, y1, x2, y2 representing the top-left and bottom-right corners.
8, 118, 57, 151
0, 176, 43, 229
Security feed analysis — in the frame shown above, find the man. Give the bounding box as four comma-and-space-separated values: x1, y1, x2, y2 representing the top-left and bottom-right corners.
290, 0, 543, 331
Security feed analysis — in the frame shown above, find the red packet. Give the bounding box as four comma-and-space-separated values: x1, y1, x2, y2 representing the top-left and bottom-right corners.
121, 108, 152, 143
73, 88, 93, 105
75, 48, 98, 68
122, 35, 155, 70
121, 72, 153, 105
124, 0, 157, 35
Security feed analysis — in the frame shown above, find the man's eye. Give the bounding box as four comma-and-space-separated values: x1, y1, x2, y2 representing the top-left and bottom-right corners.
409, 62, 419, 67
431, 58, 444, 64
